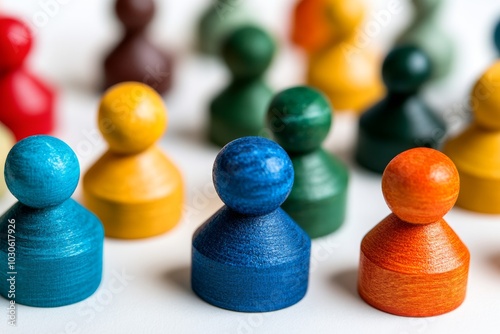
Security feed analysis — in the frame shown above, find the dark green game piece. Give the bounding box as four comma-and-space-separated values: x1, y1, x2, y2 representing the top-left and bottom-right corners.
397, 0, 454, 80
267, 86, 349, 238
209, 25, 276, 147
197, 0, 249, 56
355, 45, 447, 174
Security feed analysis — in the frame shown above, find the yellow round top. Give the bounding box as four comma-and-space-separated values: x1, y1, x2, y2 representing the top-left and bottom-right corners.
472, 61, 500, 131
325, 0, 365, 40
98, 82, 167, 154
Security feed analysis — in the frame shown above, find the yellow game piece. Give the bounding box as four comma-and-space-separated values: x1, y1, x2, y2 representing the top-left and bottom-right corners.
83, 82, 184, 238
0, 123, 15, 196
307, 0, 384, 113
443, 61, 500, 214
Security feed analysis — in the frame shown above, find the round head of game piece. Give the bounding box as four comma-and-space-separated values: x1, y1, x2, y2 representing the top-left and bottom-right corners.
221, 26, 276, 80
472, 61, 500, 131
381, 147, 459, 224
324, 0, 365, 39
5, 135, 80, 208
115, 0, 155, 32
267, 86, 332, 154
213, 137, 294, 216
0, 17, 32, 72
382, 45, 432, 94
494, 20, 500, 54
99, 82, 167, 154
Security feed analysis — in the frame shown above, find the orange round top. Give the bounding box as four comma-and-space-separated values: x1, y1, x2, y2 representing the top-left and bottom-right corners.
98, 82, 167, 154
471, 60, 500, 131
382, 148, 459, 224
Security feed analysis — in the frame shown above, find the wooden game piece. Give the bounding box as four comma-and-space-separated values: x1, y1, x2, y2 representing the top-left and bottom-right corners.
358, 147, 470, 317
197, 0, 249, 55
443, 61, 500, 214
267, 86, 348, 238
0, 135, 104, 307
103, 0, 173, 94
192, 136, 311, 312
397, 0, 454, 80
83, 82, 183, 239
494, 19, 500, 54
0, 123, 14, 196
291, 0, 332, 55
355, 45, 446, 174
209, 26, 275, 147
307, 0, 383, 113
0, 16, 55, 141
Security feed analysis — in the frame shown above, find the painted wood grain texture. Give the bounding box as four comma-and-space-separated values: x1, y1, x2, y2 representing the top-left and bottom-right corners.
355, 45, 447, 174
0, 135, 104, 307
268, 86, 349, 238
209, 26, 275, 147
443, 61, 500, 213
83, 82, 183, 239
358, 148, 470, 317
192, 137, 311, 312
307, 0, 383, 112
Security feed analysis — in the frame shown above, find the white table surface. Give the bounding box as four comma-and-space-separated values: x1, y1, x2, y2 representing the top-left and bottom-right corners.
1, 0, 500, 333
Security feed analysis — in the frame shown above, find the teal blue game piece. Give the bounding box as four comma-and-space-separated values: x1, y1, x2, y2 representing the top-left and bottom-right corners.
355, 45, 447, 174
494, 19, 500, 54
192, 137, 311, 312
208, 26, 276, 147
267, 86, 349, 238
0, 135, 104, 307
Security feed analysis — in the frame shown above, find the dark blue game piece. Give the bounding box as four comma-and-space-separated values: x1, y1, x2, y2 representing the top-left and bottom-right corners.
0, 135, 104, 307
191, 136, 311, 312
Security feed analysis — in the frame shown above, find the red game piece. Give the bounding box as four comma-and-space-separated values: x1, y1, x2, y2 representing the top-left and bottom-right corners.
0, 16, 55, 141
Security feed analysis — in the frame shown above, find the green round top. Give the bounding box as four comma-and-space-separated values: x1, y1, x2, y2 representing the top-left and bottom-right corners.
382, 45, 432, 93
221, 25, 276, 79
267, 86, 332, 153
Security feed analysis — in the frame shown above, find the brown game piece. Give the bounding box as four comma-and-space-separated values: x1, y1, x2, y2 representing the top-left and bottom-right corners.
103, 0, 173, 94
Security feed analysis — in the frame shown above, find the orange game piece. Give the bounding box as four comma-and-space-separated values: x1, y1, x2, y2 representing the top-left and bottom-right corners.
291, 0, 332, 55
306, 0, 383, 113
358, 148, 470, 317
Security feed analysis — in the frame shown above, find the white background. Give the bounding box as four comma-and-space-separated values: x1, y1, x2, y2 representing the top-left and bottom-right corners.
1, 0, 500, 333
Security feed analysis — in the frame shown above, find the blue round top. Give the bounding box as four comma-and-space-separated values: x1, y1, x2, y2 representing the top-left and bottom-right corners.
213, 136, 294, 215
5, 135, 80, 208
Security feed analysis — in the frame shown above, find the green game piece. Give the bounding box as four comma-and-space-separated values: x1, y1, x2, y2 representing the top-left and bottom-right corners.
197, 0, 249, 55
397, 0, 454, 80
355, 45, 447, 174
267, 86, 349, 238
209, 25, 276, 147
